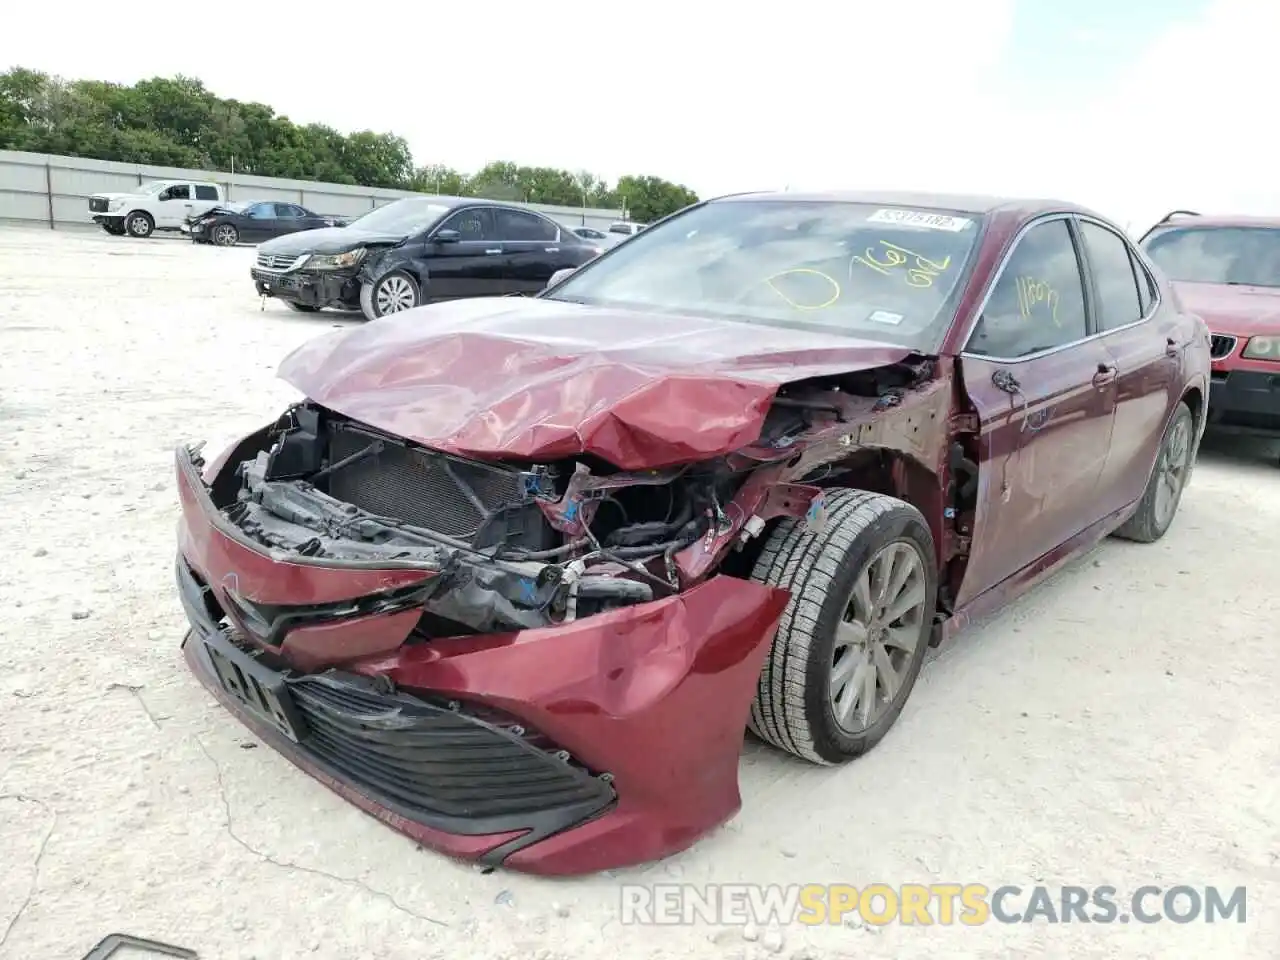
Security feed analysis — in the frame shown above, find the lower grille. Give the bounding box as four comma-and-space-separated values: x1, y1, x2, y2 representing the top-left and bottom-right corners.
1210, 335, 1237, 359
88, 197, 108, 213
252, 268, 302, 289
325, 427, 529, 542
288, 673, 615, 824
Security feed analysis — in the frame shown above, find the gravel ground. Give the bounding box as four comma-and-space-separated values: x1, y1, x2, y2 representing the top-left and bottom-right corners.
1, 226, 1277, 960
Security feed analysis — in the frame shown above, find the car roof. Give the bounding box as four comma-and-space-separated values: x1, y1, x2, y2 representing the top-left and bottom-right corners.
389, 194, 556, 215
1145, 211, 1280, 231
710, 189, 1101, 220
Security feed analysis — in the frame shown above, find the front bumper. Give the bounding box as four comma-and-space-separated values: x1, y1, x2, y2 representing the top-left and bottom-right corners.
250, 268, 357, 307
1207, 368, 1280, 438
174, 443, 789, 874
92, 214, 124, 225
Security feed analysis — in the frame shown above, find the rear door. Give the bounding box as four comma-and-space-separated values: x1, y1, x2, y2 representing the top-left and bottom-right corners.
956, 216, 1119, 607
1077, 218, 1180, 515
492, 208, 570, 294
424, 207, 505, 300
271, 203, 308, 238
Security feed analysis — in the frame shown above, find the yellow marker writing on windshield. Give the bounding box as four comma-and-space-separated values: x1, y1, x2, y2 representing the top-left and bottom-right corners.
1015, 276, 1060, 326
853, 241, 951, 288
765, 268, 841, 310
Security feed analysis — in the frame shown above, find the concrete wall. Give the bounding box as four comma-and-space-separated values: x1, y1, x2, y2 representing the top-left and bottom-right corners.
0, 149, 624, 232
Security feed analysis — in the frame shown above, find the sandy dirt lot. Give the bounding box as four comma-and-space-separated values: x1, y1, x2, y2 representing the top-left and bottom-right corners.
0, 226, 1277, 960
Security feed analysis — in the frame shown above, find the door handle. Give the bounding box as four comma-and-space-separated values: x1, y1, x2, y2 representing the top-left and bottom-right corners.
545, 247, 559, 253
484, 248, 502, 255
1093, 362, 1117, 387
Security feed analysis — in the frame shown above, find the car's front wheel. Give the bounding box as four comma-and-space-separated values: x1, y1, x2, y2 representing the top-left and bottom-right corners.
212, 223, 238, 246
749, 489, 938, 765
359, 270, 420, 321
125, 211, 154, 238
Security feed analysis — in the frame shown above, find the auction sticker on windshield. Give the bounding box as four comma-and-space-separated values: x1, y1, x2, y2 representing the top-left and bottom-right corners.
866, 209, 973, 232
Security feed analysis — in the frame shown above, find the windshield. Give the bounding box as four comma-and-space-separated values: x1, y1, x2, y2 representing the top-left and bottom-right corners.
1143, 226, 1280, 288
544, 199, 983, 347
347, 198, 452, 235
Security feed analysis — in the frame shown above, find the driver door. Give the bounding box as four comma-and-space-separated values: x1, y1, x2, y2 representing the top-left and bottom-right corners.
240, 203, 278, 242
956, 215, 1119, 607
156, 183, 191, 228
424, 207, 506, 300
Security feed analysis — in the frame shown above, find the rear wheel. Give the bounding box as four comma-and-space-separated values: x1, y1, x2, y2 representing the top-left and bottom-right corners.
125, 211, 154, 238
1112, 401, 1194, 543
749, 489, 938, 765
359, 270, 420, 321
212, 223, 239, 246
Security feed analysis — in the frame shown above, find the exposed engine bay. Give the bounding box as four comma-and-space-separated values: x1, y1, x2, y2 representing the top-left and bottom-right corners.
200, 354, 965, 637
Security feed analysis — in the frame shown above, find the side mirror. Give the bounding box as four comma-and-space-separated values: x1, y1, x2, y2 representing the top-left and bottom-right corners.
158, 189, 173, 201
547, 267, 576, 288
434, 229, 461, 244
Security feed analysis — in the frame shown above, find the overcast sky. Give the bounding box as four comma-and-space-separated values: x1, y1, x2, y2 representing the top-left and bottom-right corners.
2, 0, 1276, 231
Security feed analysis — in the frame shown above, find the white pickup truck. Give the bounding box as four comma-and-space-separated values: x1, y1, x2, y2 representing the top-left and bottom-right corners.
88, 180, 224, 238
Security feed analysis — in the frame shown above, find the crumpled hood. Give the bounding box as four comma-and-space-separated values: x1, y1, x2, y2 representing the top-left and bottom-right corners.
1172, 280, 1280, 336
90, 192, 137, 201
259, 226, 390, 257
277, 297, 914, 469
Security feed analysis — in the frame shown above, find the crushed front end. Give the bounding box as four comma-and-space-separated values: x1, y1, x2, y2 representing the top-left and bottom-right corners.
174, 403, 797, 873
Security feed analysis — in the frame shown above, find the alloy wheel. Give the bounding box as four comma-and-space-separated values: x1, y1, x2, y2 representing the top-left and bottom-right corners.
376, 275, 416, 314
829, 540, 928, 734
214, 225, 237, 246
1153, 414, 1191, 529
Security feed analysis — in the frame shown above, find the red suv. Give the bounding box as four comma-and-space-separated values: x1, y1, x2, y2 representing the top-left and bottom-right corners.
1140, 211, 1280, 454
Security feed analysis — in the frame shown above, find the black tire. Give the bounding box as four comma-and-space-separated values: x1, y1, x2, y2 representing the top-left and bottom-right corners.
359, 270, 420, 321
285, 301, 322, 314
1112, 401, 1195, 543
125, 211, 154, 238
211, 223, 239, 246
749, 489, 938, 765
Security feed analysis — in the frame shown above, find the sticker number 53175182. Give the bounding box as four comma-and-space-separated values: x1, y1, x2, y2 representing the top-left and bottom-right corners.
866, 209, 973, 232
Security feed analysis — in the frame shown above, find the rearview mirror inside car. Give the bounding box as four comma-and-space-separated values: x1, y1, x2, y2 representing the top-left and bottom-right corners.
434, 229, 461, 243
547, 267, 576, 288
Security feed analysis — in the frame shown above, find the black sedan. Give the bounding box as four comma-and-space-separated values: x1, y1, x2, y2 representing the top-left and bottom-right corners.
184, 201, 349, 246
250, 196, 604, 320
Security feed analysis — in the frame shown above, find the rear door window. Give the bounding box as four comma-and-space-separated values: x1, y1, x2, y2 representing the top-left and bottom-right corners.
193, 184, 219, 201
1079, 221, 1143, 331
967, 219, 1089, 358
494, 209, 560, 242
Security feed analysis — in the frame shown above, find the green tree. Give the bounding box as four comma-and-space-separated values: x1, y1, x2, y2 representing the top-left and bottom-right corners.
0, 67, 701, 214
615, 174, 699, 223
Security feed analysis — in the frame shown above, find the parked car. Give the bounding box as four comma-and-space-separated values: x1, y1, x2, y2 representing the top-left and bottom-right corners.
249, 196, 604, 320
89, 180, 223, 238
1139, 210, 1280, 453
183, 201, 349, 246
571, 226, 608, 241
607, 220, 646, 238
174, 190, 1209, 875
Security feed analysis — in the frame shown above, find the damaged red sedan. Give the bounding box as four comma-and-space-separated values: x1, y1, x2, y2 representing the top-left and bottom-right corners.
175, 191, 1211, 875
